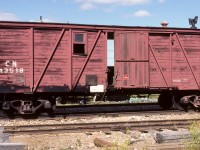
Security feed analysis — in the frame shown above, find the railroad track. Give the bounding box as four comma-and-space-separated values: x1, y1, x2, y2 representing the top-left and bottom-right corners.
40, 109, 183, 121
4, 119, 200, 135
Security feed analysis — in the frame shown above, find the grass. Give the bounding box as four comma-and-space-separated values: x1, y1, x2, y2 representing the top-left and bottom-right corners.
186, 121, 200, 150
101, 139, 130, 150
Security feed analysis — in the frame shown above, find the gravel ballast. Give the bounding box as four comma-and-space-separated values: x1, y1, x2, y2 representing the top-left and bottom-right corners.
2, 112, 200, 150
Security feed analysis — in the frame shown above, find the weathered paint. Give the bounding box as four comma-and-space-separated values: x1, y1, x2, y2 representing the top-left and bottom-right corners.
114, 31, 149, 88
1, 21, 200, 94
114, 31, 200, 90
0, 23, 107, 93
149, 32, 200, 90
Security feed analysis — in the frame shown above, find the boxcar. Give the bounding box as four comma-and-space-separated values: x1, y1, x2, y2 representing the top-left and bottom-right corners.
0, 21, 200, 115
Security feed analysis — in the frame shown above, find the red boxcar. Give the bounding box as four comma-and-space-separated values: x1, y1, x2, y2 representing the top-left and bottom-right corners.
0, 21, 200, 115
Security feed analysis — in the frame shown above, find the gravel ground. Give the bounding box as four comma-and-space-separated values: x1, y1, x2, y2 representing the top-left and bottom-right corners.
3, 112, 200, 150
0, 112, 200, 126
10, 131, 134, 150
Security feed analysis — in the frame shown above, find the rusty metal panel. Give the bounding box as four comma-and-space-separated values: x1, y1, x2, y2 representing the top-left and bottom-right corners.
114, 31, 149, 88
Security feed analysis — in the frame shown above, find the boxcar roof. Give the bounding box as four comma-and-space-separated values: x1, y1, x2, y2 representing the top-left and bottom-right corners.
0, 21, 200, 33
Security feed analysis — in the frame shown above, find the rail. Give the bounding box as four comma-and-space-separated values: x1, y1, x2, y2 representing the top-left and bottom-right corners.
4, 119, 200, 135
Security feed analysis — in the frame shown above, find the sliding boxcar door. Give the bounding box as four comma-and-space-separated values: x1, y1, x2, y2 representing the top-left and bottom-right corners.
114, 31, 149, 88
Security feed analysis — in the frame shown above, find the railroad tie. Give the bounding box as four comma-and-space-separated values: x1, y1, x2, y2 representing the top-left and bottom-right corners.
0, 126, 25, 150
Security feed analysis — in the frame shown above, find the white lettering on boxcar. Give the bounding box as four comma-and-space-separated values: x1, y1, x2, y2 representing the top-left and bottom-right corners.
0, 61, 24, 74
173, 79, 189, 83
12, 61, 17, 67
5, 61, 17, 67
9, 68, 14, 73
5, 61, 10, 67
4, 68, 8, 73
173, 79, 181, 82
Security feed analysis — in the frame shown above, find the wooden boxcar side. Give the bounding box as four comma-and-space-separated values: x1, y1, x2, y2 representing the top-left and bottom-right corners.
114, 31, 200, 91
1, 21, 200, 114
0, 28, 30, 93
0, 23, 107, 94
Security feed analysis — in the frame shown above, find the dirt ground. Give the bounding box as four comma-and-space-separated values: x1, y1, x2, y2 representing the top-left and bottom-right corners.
9, 130, 155, 150
5, 112, 200, 150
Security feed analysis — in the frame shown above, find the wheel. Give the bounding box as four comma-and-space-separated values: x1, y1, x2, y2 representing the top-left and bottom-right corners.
158, 93, 173, 109
46, 100, 56, 117
173, 94, 191, 111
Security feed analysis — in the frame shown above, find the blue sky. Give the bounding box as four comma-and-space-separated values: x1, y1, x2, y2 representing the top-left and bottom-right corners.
0, 0, 199, 66
0, 0, 199, 28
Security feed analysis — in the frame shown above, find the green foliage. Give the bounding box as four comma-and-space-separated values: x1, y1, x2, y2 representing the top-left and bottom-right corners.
119, 139, 131, 150
59, 147, 74, 150
102, 139, 131, 150
186, 122, 200, 150
76, 139, 82, 147
39, 146, 51, 150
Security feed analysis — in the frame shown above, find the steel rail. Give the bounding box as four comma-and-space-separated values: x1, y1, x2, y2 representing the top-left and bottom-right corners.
4, 119, 200, 135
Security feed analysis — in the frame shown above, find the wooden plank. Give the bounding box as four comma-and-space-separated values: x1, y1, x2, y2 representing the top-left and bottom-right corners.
33, 29, 65, 92
0, 143, 25, 150
155, 130, 191, 143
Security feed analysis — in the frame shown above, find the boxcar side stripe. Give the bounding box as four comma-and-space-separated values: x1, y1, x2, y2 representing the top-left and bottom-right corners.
33, 29, 65, 92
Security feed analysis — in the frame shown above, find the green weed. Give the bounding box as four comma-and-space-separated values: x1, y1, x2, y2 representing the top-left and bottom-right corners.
186, 121, 200, 150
